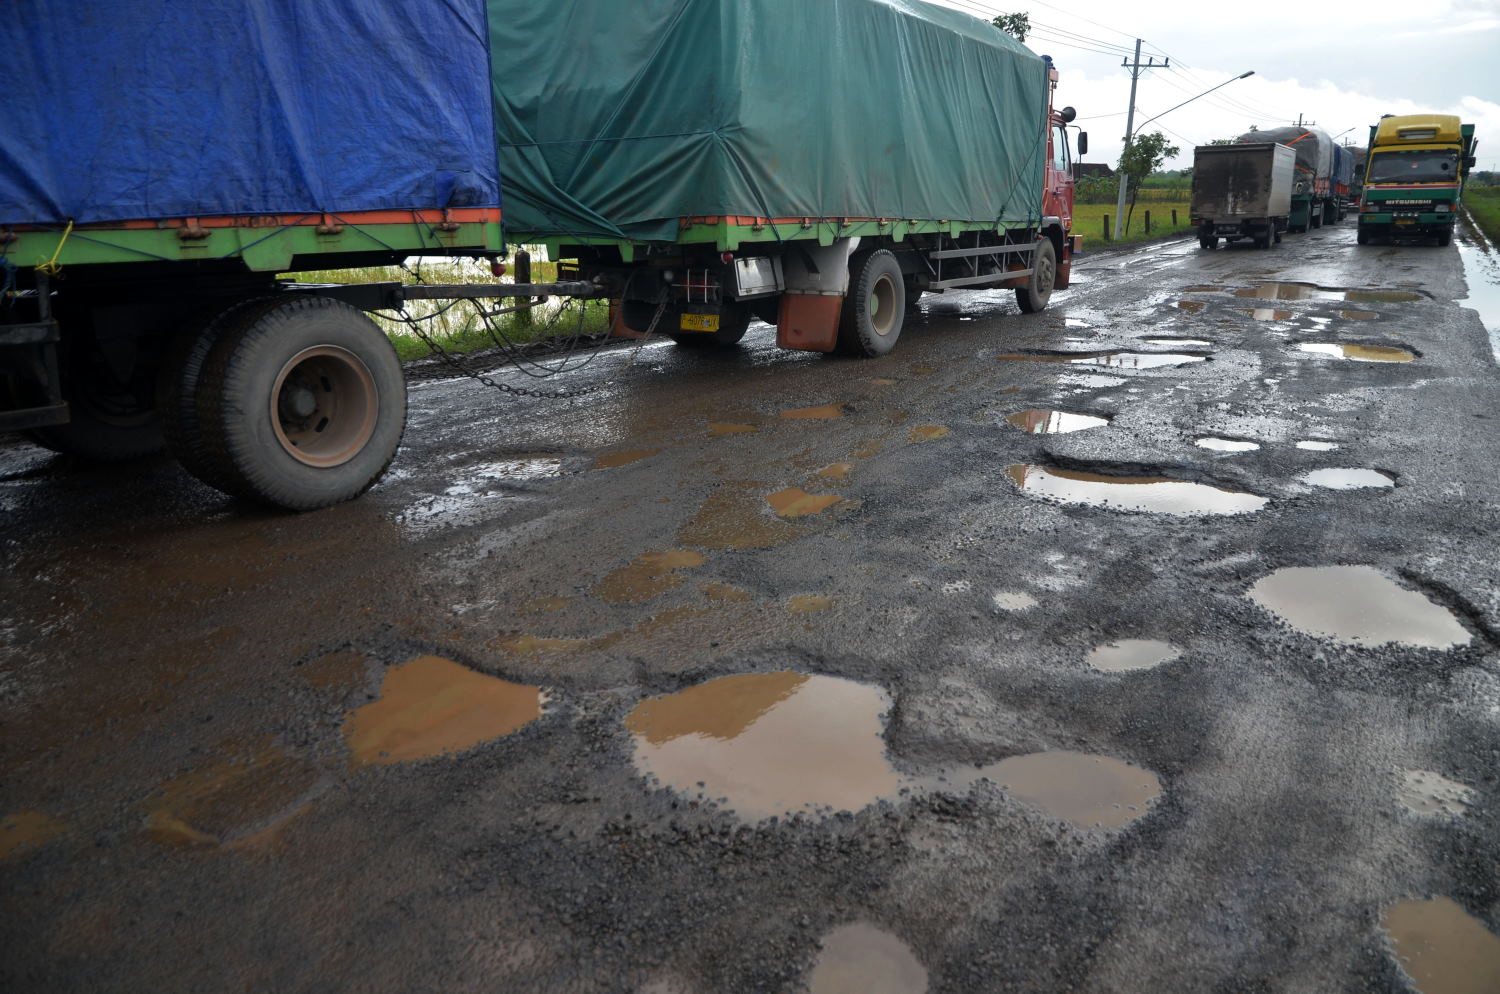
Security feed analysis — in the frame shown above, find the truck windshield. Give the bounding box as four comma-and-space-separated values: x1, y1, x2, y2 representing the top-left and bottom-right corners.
1367, 150, 1459, 184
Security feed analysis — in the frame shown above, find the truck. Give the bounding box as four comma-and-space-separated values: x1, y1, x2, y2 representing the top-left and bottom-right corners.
1, 0, 1082, 511
490, 0, 1082, 359
1356, 114, 1478, 246
1190, 142, 1296, 250
1347, 146, 1369, 209
1237, 126, 1334, 232
1327, 143, 1354, 223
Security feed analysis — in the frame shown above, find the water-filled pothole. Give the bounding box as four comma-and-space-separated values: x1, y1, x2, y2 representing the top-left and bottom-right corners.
344, 655, 543, 764
626, 672, 1162, 826
1177, 300, 1206, 313
1298, 343, 1415, 362
143, 741, 321, 847
1006, 465, 1268, 515
1233, 283, 1422, 302
1246, 566, 1470, 648
1242, 308, 1293, 321
1301, 468, 1394, 489
1341, 309, 1378, 320
707, 423, 758, 436
1382, 897, 1500, 994
809, 923, 928, 994
1088, 639, 1181, 672
594, 448, 660, 469
1143, 338, 1214, 348
909, 425, 950, 441
1, 811, 65, 861
1296, 440, 1339, 451
1196, 437, 1260, 452
999, 351, 1208, 369
597, 549, 706, 603
781, 403, 846, 420
1397, 770, 1473, 817
1006, 410, 1110, 434
766, 488, 844, 518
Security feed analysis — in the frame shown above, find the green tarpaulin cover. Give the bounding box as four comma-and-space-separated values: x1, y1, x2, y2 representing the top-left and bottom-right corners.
489, 0, 1049, 242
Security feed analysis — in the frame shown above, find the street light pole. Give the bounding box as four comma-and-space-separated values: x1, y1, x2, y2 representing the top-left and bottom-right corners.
1113, 69, 1255, 240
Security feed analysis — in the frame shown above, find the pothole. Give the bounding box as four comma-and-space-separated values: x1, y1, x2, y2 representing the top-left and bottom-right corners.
999, 351, 1208, 369
1196, 437, 1260, 452
908, 425, 950, 441
625, 672, 903, 821
993, 590, 1039, 611
343, 655, 543, 764
1, 811, 65, 862
707, 423, 758, 436
766, 488, 844, 518
787, 595, 834, 614
809, 923, 928, 994
1246, 566, 1470, 649
142, 740, 322, 847
1005, 410, 1110, 434
625, 672, 1163, 827
1296, 440, 1339, 451
1341, 309, 1378, 320
1233, 282, 1422, 302
1297, 343, 1415, 362
1177, 300, 1207, 313
1397, 770, 1473, 817
1301, 468, 1395, 489
1382, 897, 1500, 994
1006, 465, 1268, 515
596, 549, 706, 603
1088, 639, 1181, 672
1143, 337, 1214, 348
594, 448, 660, 469
817, 462, 855, 480
1242, 308, 1293, 321
781, 403, 846, 420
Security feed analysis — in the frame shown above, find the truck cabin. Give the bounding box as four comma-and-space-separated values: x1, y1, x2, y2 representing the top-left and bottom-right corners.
1366, 115, 1471, 186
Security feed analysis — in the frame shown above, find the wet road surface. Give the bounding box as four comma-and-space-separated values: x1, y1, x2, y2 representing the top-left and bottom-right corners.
4, 220, 1500, 993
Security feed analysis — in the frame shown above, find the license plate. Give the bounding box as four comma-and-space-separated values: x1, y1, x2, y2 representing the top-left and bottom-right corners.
678, 313, 719, 332
1395, 218, 1415, 225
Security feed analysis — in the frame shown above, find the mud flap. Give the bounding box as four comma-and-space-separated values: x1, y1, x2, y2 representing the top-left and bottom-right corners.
777, 294, 843, 352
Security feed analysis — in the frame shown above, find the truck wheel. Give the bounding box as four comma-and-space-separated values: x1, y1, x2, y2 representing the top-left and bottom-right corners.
22, 319, 166, 461
189, 295, 406, 510
1015, 239, 1056, 315
1436, 229, 1452, 247
669, 303, 751, 347
836, 249, 905, 356
1311, 207, 1322, 229
1357, 229, 1370, 246
1199, 236, 1218, 250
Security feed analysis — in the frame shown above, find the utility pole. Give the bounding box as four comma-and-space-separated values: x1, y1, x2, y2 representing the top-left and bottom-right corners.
1114, 39, 1168, 239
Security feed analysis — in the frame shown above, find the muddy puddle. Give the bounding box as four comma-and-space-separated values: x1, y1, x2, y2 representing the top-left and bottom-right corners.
1247, 566, 1469, 649
908, 425, 949, 441
1006, 465, 1268, 515
1301, 468, 1394, 489
1088, 639, 1181, 672
993, 590, 1040, 611
1382, 897, 1500, 994
1, 810, 65, 861
766, 488, 843, 518
144, 741, 322, 847
1006, 410, 1110, 434
1341, 309, 1378, 320
948, 751, 1162, 828
627, 673, 1162, 827
1233, 283, 1422, 303
1296, 440, 1339, 451
1177, 300, 1206, 313
1196, 437, 1260, 452
707, 423, 758, 436
1143, 337, 1213, 348
1397, 770, 1473, 817
809, 923, 928, 994
1298, 342, 1415, 362
594, 448, 660, 469
344, 655, 542, 765
625, 672, 902, 820
787, 595, 834, 614
780, 403, 845, 420
596, 549, 706, 603
679, 486, 801, 550
817, 462, 855, 480
999, 351, 1207, 369
1242, 308, 1293, 321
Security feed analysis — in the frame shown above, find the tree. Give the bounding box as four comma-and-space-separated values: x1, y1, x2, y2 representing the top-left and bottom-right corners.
1118, 131, 1180, 234
991, 13, 1029, 42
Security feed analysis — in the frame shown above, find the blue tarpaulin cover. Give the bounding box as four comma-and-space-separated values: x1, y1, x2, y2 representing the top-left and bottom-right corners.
1, 0, 501, 226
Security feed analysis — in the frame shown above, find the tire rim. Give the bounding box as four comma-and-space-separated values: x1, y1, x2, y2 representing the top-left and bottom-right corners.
270, 346, 378, 468
1036, 251, 1055, 293
869, 273, 898, 337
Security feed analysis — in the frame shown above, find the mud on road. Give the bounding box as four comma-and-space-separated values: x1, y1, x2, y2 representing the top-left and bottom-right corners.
4, 223, 1500, 993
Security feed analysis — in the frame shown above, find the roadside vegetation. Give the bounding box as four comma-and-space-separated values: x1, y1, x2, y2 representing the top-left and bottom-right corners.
1465, 186, 1500, 245
1073, 166, 1195, 247
283, 254, 610, 360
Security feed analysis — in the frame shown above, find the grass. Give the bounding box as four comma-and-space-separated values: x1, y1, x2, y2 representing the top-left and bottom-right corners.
1073, 200, 1195, 249
283, 254, 611, 361
1465, 187, 1500, 245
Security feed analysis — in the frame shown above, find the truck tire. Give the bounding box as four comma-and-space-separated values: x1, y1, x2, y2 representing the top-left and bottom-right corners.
1199, 236, 1218, 250
1310, 206, 1322, 229
22, 316, 166, 461
669, 302, 751, 347
1357, 229, 1370, 246
1436, 229, 1452, 247
1015, 239, 1056, 314
836, 249, 905, 357
188, 295, 406, 510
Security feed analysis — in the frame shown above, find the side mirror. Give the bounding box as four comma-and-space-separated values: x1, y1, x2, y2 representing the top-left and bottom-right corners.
1077, 132, 1089, 156
1466, 156, 1477, 168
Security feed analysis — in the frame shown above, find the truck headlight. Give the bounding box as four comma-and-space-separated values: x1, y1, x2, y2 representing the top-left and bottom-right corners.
1434, 204, 1450, 213
1362, 203, 1377, 213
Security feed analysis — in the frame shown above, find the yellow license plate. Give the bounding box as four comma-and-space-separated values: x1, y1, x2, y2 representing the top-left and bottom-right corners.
1395, 218, 1415, 225
678, 313, 720, 332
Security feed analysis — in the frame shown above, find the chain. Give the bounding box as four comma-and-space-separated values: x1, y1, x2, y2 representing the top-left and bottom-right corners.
403, 292, 670, 400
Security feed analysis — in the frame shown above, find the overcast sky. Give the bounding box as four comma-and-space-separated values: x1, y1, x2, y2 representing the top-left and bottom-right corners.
931, 0, 1500, 172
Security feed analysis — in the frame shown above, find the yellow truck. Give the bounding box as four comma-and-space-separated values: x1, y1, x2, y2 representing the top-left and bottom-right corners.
1357, 114, 1477, 246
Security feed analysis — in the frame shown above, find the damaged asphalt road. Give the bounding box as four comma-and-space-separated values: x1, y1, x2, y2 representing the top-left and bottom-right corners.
3, 222, 1500, 993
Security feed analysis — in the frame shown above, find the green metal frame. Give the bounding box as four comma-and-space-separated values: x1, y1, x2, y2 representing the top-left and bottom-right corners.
515, 217, 1036, 262
1, 220, 504, 274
